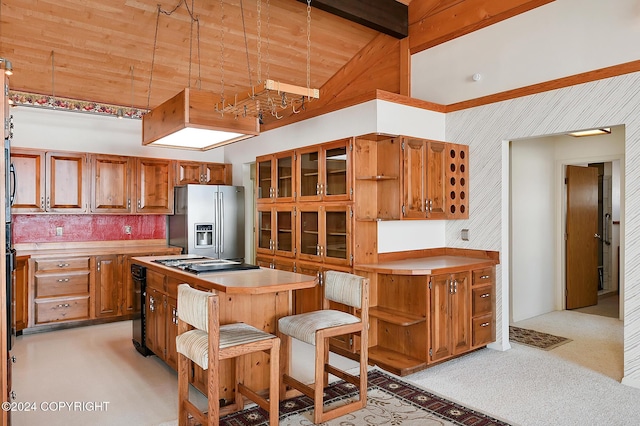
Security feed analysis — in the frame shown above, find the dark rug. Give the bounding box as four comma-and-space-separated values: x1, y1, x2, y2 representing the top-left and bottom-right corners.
509, 326, 572, 350
213, 369, 512, 425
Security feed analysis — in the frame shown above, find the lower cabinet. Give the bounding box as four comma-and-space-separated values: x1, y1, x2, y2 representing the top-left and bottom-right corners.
23, 246, 181, 331
354, 263, 496, 377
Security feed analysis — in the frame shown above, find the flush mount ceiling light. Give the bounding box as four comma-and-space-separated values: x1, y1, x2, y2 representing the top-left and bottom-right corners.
568, 127, 612, 137
142, 88, 259, 150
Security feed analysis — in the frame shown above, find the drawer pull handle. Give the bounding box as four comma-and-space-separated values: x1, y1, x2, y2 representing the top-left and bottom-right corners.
480, 322, 490, 327
56, 303, 71, 308
57, 278, 70, 283
57, 263, 70, 268
480, 293, 490, 298
480, 275, 490, 279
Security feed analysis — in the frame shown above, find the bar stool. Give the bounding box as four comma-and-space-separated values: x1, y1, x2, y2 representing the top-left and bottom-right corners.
277, 270, 369, 423
175, 284, 280, 426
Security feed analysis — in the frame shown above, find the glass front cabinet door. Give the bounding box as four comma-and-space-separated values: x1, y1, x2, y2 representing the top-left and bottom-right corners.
256, 205, 296, 258
297, 139, 352, 203
256, 151, 295, 203
297, 204, 352, 266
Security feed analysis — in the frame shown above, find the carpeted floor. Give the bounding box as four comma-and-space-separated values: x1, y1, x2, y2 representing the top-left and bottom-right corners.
160, 369, 512, 426
508, 326, 572, 350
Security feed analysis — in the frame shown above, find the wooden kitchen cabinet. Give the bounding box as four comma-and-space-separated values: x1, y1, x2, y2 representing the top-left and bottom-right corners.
471, 267, 496, 347
430, 271, 470, 363
145, 272, 165, 359
175, 161, 231, 185
402, 138, 446, 219
446, 144, 469, 219
10, 149, 87, 213
94, 255, 120, 318
90, 154, 133, 213
134, 157, 174, 214
297, 138, 352, 203
14, 256, 29, 332
32, 256, 91, 325
297, 204, 352, 267
256, 151, 295, 203
256, 204, 296, 258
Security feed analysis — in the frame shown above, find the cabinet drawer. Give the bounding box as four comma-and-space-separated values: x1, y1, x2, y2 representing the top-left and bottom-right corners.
36, 271, 90, 297
472, 286, 494, 316
472, 314, 495, 347
35, 257, 90, 272
472, 267, 494, 286
35, 296, 90, 324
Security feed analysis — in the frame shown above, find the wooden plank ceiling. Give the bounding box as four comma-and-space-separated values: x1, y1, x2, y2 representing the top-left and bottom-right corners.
0, 0, 549, 129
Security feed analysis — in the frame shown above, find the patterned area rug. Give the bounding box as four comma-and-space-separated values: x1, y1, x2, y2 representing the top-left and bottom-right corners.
509, 326, 572, 350
165, 369, 512, 426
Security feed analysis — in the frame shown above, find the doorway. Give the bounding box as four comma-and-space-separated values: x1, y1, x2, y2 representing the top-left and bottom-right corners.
509, 125, 624, 324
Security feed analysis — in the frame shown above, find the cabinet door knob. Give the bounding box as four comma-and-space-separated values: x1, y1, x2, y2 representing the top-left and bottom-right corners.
57, 263, 70, 268
480, 275, 490, 279
480, 293, 490, 298
57, 278, 70, 282
480, 322, 490, 327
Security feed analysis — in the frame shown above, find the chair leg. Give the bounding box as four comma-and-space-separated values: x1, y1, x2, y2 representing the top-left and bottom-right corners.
313, 334, 326, 424
177, 354, 190, 426
269, 338, 280, 425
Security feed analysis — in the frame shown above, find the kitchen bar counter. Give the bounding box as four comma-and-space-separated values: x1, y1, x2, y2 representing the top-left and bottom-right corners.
131, 254, 317, 294
354, 255, 497, 275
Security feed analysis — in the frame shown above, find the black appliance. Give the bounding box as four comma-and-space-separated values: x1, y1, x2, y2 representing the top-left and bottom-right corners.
131, 263, 151, 356
153, 257, 260, 274
4, 125, 16, 351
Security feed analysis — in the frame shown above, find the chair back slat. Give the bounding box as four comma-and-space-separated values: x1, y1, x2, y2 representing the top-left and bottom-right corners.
324, 270, 364, 309
177, 284, 212, 332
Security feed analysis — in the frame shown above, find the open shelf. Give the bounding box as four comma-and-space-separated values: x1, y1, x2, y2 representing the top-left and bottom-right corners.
368, 346, 427, 377
369, 306, 426, 326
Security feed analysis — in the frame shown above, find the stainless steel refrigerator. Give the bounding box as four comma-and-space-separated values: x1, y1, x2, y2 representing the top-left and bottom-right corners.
168, 185, 245, 261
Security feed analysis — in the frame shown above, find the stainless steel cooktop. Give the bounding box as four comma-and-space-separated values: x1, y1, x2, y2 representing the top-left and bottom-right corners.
153, 257, 260, 274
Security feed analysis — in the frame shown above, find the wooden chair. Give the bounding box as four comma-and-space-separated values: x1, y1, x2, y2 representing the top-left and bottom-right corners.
277, 270, 369, 424
175, 284, 280, 426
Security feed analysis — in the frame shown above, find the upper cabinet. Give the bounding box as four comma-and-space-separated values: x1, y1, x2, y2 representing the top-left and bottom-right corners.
446, 144, 469, 219
297, 138, 352, 203
402, 138, 446, 219
11, 149, 87, 213
90, 154, 133, 213
175, 161, 231, 185
134, 158, 174, 214
256, 151, 296, 203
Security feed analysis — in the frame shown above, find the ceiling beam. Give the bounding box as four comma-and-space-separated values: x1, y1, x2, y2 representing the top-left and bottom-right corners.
299, 0, 408, 39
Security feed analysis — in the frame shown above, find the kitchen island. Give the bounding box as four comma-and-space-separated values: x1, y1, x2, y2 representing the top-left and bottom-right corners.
130, 255, 317, 406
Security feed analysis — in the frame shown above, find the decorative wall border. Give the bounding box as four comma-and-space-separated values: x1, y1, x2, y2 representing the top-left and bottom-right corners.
8, 90, 147, 119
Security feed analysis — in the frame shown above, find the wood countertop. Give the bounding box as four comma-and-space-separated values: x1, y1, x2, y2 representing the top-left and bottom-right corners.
14, 239, 181, 258
354, 255, 497, 275
132, 254, 318, 295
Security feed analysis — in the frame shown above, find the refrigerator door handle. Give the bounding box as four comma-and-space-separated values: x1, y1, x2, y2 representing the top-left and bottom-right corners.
219, 192, 224, 254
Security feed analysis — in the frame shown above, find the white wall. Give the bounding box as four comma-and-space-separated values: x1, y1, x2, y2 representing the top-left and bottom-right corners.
510, 137, 556, 322
411, 0, 640, 105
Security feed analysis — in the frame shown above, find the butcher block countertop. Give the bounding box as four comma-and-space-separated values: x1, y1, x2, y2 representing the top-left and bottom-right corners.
132, 254, 318, 295
354, 248, 499, 275
14, 239, 181, 258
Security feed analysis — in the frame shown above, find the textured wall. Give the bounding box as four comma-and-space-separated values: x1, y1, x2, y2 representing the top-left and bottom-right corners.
444, 73, 640, 386
12, 215, 166, 243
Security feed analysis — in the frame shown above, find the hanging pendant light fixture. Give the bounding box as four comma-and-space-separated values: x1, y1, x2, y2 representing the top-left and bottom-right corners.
142, 1, 259, 151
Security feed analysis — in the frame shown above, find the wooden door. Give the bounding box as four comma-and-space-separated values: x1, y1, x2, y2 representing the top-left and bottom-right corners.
297, 206, 322, 262
429, 273, 452, 362
203, 163, 230, 185
402, 138, 427, 218
145, 287, 164, 358
46, 152, 87, 212
322, 204, 352, 266
256, 206, 274, 255
274, 206, 296, 258
451, 272, 471, 355
95, 255, 120, 318
10, 149, 45, 212
426, 141, 447, 219
135, 158, 173, 214
566, 165, 599, 309
275, 151, 295, 202
14, 256, 29, 332
91, 154, 132, 213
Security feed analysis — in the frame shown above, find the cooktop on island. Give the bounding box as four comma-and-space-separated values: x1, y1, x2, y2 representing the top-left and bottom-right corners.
153, 257, 260, 274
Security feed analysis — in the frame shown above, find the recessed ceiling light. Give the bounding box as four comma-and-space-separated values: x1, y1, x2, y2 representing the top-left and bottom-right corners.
568, 128, 611, 137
